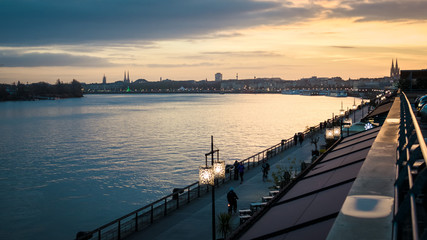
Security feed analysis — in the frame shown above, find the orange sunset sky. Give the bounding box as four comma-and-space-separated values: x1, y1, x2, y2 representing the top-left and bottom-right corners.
0, 0, 426, 84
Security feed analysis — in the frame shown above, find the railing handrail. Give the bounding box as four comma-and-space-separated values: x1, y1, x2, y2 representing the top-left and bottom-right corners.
394, 91, 427, 240
401, 92, 427, 163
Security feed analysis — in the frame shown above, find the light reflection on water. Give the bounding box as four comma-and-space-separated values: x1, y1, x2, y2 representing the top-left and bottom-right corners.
0, 94, 361, 239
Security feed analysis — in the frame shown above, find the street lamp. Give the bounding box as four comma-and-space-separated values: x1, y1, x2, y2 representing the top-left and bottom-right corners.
333, 126, 341, 138
343, 117, 352, 136
199, 136, 224, 240
339, 101, 345, 116
325, 127, 334, 140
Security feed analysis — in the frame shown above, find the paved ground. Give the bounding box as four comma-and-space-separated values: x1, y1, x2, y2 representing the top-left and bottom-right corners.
126, 105, 370, 240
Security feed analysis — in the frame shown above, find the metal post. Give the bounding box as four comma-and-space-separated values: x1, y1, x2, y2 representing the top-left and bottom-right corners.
210, 136, 216, 240
118, 220, 121, 240
135, 212, 138, 232
150, 205, 154, 224
353, 108, 356, 123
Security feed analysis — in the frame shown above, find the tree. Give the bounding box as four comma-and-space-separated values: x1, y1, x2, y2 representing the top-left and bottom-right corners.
217, 212, 232, 239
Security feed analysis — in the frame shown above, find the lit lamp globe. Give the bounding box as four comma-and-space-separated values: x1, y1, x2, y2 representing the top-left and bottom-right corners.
213, 161, 226, 179
333, 126, 341, 137
199, 166, 214, 186
325, 128, 334, 140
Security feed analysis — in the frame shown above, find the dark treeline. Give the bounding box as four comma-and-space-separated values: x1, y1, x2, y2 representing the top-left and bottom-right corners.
0, 79, 83, 101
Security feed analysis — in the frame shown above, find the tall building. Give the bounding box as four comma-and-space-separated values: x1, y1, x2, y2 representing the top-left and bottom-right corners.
102, 74, 107, 84
215, 73, 222, 81
124, 71, 130, 84
390, 59, 400, 80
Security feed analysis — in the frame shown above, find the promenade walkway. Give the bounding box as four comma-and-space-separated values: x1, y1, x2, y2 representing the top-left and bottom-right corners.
126, 105, 370, 240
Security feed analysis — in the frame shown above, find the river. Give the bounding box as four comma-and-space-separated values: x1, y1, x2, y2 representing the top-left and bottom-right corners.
0, 93, 360, 240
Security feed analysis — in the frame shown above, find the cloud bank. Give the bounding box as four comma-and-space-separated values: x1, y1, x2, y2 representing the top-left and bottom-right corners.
0, 0, 318, 46
0, 50, 112, 67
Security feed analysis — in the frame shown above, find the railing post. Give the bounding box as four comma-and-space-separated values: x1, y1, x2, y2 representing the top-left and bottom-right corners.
151, 205, 154, 224
135, 212, 138, 232
177, 191, 180, 209
98, 230, 101, 240
117, 220, 121, 240
188, 187, 191, 203
164, 198, 167, 216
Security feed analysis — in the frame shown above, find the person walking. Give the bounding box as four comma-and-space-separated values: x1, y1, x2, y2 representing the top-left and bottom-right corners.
262, 160, 270, 181
299, 133, 304, 145
238, 162, 245, 184
227, 187, 238, 214
233, 160, 239, 180
294, 133, 298, 146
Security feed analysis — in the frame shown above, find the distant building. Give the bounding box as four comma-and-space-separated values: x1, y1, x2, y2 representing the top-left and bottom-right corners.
124, 71, 130, 84
102, 74, 107, 84
390, 59, 400, 80
215, 73, 222, 82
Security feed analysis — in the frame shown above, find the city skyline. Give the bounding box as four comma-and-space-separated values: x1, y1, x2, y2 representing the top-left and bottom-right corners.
0, 0, 427, 84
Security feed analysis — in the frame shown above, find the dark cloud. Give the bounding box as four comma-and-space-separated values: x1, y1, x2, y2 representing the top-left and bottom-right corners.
0, 50, 113, 67
330, 0, 427, 22
0, 0, 319, 46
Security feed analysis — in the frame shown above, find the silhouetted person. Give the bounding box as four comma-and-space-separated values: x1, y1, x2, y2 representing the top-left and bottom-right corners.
238, 162, 245, 183
233, 160, 239, 180
299, 133, 304, 145
227, 187, 238, 214
294, 133, 298, 146
262, 160, 270, 181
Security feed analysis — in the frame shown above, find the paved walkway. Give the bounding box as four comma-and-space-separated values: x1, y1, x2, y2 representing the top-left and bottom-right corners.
126, 105, 370, 240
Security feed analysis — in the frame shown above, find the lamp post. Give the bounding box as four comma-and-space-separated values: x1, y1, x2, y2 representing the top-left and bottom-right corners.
361, 99, 364, 117
343, 117, 352, 136
199, 136, 225, 240
339, 102, 345, 138
352, 98, 357, 123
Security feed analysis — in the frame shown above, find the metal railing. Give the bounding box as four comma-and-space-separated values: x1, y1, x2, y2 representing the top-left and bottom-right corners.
394, 92, 427, 240
76, 122, 334, 240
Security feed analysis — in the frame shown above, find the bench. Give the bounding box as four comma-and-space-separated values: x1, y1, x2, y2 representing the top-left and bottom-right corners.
239, 209, 252, 216
250, 202, 267, 212
262, 196, 273, 202
239, 214, 251, 224
269, 190, 279, 196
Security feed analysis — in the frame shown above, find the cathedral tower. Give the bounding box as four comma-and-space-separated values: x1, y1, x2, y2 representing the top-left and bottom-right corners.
390, 59, 400, 80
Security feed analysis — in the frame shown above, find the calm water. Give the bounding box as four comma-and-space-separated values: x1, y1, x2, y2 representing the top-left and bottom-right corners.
0, 94, 360, 240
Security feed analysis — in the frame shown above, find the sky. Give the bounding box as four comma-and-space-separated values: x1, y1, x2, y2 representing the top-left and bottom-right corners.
0, 0, 427, 84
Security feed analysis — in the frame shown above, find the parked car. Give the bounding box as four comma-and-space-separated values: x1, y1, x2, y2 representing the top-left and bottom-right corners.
417, 96, 427, 115
415, 95, 427, 108
420, 104, 427, 123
